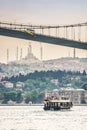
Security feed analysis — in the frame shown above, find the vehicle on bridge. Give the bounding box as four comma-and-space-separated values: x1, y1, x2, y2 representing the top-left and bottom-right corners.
26, 28, 35, 36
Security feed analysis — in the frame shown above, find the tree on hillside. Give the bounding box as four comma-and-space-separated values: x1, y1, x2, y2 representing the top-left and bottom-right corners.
37, 91, 45, 103
82, 84, 87, 90
0, 93, 4, 100
83, 70, 86, 76
24, 92, 31, 103
30, 89, 38, 103
2, 91, 23, 104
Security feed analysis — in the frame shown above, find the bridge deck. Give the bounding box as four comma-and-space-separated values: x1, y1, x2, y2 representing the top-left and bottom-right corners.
0, 27, 87, 50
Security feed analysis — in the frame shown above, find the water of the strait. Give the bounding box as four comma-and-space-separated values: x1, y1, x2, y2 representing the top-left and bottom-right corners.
0, 105, 87, 130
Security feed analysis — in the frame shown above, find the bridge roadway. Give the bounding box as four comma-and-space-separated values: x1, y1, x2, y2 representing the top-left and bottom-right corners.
0, 27, 87, 50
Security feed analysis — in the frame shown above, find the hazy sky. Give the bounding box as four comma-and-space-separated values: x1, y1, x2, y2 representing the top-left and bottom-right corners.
0, 0, 87, 63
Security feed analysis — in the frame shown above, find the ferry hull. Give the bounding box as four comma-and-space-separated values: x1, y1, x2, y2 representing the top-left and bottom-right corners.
44, 106, 71, 111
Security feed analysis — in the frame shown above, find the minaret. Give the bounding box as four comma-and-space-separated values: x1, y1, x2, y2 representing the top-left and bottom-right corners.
27, 43, 32, 58
73, 48, 76, 59
40, 46, 43, 61
40, 44, 44, 68
29, 43, 32, 54
20, 48, 22, 60
86, 52, 87, 58
16, 46, 18, 61
7, 49, 9, 64
68, 51, 70, 58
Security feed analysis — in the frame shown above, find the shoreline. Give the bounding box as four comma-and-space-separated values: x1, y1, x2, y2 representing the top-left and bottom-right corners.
0, 103, 44, 106
0, 104, 87, 106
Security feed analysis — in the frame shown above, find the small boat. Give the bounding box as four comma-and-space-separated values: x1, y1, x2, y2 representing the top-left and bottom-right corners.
43, 96, 73, 110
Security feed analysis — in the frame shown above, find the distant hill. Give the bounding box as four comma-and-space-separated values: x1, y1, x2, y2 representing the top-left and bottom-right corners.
43, 57, 87, 73
0, 56, 87, 78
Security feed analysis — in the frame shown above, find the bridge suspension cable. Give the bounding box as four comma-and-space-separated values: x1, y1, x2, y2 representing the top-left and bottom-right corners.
0, 21, 87, 29
0, 21, 87, 50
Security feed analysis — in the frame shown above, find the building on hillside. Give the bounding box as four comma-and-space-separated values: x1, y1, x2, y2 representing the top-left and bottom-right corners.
7, 100, 16, 105
84, 92, 87, 104
2, 81, 14, 88
50, 79, 59, 86
16, 82, 24, 89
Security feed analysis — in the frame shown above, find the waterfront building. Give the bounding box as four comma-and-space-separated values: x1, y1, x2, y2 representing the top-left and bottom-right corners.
45, 87, 87, 105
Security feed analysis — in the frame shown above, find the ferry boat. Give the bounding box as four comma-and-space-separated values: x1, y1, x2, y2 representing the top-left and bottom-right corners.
43, 96, 73, 110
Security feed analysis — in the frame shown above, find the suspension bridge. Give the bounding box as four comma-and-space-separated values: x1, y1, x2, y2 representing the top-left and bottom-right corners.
0, 21, 87, 50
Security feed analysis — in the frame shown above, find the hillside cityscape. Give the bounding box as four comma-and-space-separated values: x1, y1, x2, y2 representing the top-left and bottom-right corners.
0, 44, 87, 105
0, 44, 87, 79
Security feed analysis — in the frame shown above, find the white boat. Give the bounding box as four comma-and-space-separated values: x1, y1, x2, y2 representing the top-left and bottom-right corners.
43, 96, 73, 110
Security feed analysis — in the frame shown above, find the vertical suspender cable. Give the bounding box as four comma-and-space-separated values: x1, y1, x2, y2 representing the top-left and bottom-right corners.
71, 26, 73, 40
66, 26, 67, 39
48, 27, 50, 36
73, 27, 75, 41
55, 27, 57, 37
78, 25, 81, 41
85, 25, 87, 42
58, 26, 59, 38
